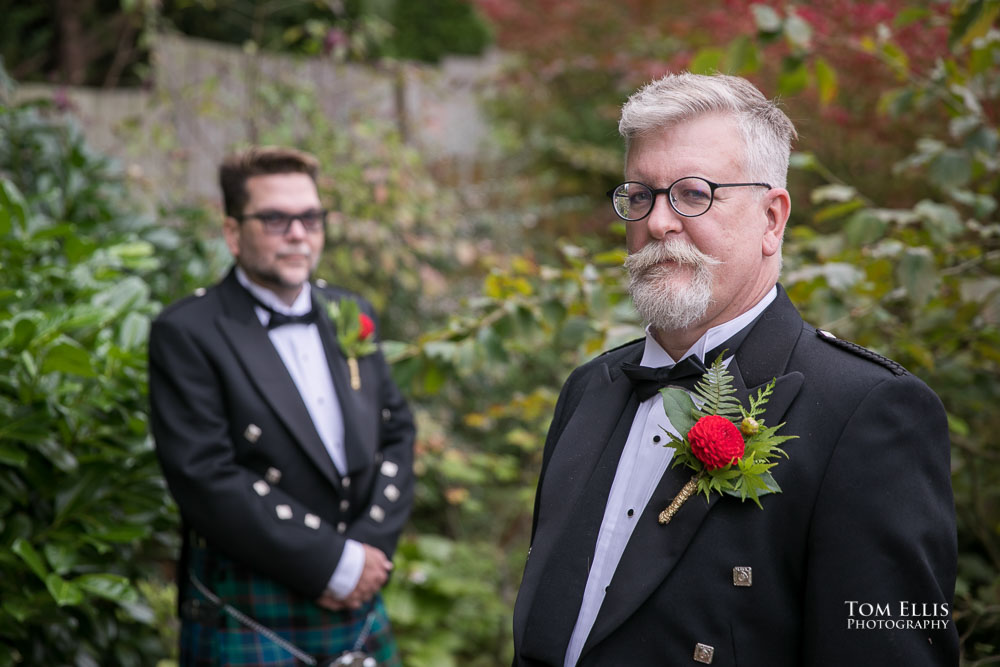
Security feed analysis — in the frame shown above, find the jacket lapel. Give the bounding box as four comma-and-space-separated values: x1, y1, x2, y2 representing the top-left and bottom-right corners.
581, 286, 806, 656
517, 350, 640, 664
213, 271, 342, 489
311, 291, 376, 475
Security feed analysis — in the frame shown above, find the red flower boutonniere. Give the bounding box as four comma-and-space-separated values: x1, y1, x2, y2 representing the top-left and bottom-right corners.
326, 299, 377, 390
657, 354, 797, 524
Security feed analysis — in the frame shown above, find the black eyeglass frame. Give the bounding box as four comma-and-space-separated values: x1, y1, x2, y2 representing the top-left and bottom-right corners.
234, 209, 329, 235
606, 177, 773, 221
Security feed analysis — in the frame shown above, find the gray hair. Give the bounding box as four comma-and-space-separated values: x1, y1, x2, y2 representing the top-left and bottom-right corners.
619, 73, 797, 188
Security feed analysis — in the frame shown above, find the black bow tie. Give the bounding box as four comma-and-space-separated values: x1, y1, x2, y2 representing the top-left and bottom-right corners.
266, 308, 318, 329
621, 354, 710, 401
248, 293, 319, 329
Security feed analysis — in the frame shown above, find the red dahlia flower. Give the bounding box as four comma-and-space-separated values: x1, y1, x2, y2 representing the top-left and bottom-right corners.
358, 313, 375, 340
688, 415, 745, 470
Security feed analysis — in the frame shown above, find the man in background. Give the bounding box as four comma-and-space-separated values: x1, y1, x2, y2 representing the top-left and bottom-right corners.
149, 146, 414, 665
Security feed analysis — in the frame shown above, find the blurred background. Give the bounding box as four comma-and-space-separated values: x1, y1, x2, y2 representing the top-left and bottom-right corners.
0, 0, 997, 664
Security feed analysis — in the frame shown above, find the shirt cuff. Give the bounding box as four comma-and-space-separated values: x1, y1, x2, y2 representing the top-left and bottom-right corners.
327, 539, 364, 599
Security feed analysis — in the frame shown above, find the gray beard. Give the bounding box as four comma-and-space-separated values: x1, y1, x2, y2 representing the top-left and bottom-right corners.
625, 241, 720, 332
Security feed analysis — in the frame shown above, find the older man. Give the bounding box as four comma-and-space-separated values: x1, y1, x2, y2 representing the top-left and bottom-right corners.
150, 146, 414, 665
512, 73, 957, 666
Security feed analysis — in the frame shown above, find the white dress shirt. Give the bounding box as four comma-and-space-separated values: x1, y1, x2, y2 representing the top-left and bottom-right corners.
563, 287, 777, 667
235, 268, 364, 598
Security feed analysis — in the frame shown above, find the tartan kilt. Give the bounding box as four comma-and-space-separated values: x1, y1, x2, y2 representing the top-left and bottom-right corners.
179, 542, 401, 666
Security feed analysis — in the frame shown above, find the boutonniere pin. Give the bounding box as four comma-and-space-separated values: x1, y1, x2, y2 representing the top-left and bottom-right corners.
325, 299, 377, 390
657, 354, 796, 524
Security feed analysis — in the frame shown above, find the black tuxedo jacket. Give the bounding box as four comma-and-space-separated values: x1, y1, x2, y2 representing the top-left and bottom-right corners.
149, 269, 415, 599
513, 287, 957, 666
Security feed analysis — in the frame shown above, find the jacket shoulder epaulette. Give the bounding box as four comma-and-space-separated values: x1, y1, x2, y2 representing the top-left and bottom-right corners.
156, 285, 212, 319
815, 329, 908, 377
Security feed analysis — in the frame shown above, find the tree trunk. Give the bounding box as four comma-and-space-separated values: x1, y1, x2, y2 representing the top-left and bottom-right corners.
55, 0, 94, 85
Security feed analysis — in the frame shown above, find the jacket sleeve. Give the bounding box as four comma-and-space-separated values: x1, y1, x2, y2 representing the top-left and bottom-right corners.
801, 373, 958, 665
149, 315, 345, 598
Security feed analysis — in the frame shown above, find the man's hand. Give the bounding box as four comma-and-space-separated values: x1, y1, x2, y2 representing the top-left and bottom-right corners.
316, 544, 392, 611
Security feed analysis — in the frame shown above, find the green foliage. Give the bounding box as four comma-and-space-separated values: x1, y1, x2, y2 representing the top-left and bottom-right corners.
2, 2, 997, 664
381, 242, 636, 663
385, 0, 493, 63
251, 78, 474, 341
689, 355, 742, 420
754, 7, 1000, 661
0, 81, 214, 664
660, 360, 795, 508
325, 298, 378, 358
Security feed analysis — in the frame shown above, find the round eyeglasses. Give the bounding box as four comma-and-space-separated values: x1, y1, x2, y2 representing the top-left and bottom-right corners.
606, 177, 772, 221
236, 209, 328, 235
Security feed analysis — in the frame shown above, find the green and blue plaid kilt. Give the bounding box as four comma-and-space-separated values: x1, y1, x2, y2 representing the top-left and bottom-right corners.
180, 542, 400, 666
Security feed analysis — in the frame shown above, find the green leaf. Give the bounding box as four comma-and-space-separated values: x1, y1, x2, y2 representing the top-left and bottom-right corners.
789, 151, 819, 171
91, 523, 152, 543
880, 42, 910, 79
40, 340, 95, 377
44, 573, 84, 606
43, 542, 79, 576
8, 317, 37, 351
751, 4, 782, 32
777, 58, 809, 96
0, 178, 27, 236
894, 7, 930, 27
896, 247, 938, 306
949, 0, 1000, 48
117, 311, 150, 350
660, 387, 697, 436
2, 597, 35, 623
11, 538, 48, 581
814, 57, 838, 105
914, 200, 964, 243
783, 13, 812, 48
108, 240, 154, 261
691, 356, 741, 418
810, 184, 857, 204
726, 36, 760, 74
928, 149, 973, 189
36, 439, 78, 473
0, 442, 27, 468
690, 48, 725, 75
74, 574, 138, 604
844, 210, 888, 246
91, 276, 150, 314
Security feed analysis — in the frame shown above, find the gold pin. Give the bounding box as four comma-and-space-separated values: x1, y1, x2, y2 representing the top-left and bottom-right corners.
348, 357, 361, 390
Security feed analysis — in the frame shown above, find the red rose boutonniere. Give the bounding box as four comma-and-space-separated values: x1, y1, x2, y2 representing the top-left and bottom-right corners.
657, 354, 797, 524
325, 299, 377, 390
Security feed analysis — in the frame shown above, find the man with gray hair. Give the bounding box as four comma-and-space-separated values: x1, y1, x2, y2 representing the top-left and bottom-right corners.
512, 73, 957, 666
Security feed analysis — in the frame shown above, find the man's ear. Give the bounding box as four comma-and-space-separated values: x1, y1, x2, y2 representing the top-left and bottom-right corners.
222, 216, 241, 257
762, 188, 791, 257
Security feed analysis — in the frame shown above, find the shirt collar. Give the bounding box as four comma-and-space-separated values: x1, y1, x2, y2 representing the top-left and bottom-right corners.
639, 285, 777, 368
235, 266, 312, 316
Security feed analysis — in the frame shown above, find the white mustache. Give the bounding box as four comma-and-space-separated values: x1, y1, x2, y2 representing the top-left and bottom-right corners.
277, 246, 312, 259
624, 240, 720, 276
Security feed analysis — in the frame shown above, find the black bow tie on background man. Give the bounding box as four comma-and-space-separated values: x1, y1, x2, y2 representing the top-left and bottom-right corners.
248, 293, 320, 330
